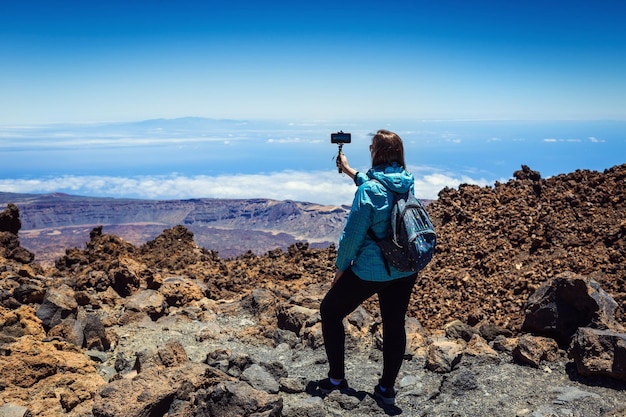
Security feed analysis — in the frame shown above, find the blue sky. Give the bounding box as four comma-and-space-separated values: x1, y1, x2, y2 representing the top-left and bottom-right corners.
2, 0, 625, 122
1, 1, 625, 206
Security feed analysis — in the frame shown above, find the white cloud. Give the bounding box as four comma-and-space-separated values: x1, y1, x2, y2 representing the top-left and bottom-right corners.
0, 169, 498, 205
543, 137, 582, 143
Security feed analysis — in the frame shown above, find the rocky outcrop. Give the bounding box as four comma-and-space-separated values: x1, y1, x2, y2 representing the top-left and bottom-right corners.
420, 163, 626, 331
0, 203, 21, 234
0, 204, 34, 264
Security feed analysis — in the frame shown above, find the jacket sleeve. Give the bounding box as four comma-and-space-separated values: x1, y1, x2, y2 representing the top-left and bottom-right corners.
354, 171, 368, 187
335, 185, 374, 271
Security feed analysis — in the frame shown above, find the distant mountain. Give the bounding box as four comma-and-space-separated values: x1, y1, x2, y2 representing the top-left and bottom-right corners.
0, 192, 350, 265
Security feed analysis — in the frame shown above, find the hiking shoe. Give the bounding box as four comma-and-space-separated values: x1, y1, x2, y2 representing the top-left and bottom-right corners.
318, 378, 348, 394
374, 384, 396, 405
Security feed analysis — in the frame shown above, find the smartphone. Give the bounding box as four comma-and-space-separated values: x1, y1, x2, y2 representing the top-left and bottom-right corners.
330, 131, 351, 144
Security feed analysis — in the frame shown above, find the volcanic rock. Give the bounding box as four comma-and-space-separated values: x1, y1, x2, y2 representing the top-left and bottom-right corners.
512, 334, 561, 368
35, 284, 78, 330
521, 272, 623, 346
0, 204, 34, 264
569, 327, 626, 382
0, 203, 21, 234
420, 164, 626, 331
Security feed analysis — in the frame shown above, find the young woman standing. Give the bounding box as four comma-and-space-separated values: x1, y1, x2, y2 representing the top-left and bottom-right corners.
319, 129, 419, 405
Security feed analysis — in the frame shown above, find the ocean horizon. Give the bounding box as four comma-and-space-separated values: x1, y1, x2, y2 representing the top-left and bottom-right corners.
1, 117, 624, 206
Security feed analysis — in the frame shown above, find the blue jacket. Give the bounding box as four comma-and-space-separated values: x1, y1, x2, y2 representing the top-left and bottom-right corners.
335, 163, 417, 282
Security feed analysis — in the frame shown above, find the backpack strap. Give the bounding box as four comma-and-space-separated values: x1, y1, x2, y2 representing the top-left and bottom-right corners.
367, 227, 391, 275
366, 177, 395, 275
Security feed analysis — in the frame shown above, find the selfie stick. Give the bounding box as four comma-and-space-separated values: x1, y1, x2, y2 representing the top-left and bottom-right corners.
337, 144, 344, 173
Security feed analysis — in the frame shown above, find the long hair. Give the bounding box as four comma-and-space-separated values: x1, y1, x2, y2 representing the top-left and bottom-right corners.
371, 129, 406, 168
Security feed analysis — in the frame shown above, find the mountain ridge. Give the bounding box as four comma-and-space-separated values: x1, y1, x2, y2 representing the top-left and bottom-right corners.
0, 192, 354, 264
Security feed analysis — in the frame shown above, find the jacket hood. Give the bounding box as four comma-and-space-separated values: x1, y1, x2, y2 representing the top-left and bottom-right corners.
366, 163, 414, 194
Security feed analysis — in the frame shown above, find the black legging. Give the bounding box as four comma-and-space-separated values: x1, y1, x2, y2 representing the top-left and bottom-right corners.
320, 267, 417, 388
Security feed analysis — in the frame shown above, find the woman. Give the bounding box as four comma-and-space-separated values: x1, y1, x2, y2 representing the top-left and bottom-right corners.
319, 129, 418, 406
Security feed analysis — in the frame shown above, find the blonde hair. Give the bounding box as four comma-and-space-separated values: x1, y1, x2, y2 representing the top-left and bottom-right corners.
371, 129, 406, 168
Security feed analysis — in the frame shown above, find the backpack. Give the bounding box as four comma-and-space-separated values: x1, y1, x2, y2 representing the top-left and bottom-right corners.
367, 180, 437, 274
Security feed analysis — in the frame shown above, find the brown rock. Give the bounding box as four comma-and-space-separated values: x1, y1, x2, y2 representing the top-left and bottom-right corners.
301, 321, 324, 349
0, 305, 46, 343
124, 289, 166, 320
512, 334, 560, 367
8, 247, 35, 264
59, 389, 80, 412
157, 340, 189, 368
464, 334, 500, 363
426, 338, 464, 373
568, 327, 626, 382
0, 336, 104, 416
276, 304, 317, 336
47, 317, 84, 346
406, 317, 428, 358
92, 362, 211, 417
159, 275, 206, 307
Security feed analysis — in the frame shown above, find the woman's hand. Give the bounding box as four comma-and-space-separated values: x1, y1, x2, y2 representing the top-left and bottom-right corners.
336, 154, 356, 179
332, 269, 344, 287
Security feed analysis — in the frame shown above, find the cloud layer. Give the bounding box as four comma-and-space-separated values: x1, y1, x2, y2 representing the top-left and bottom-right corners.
0, 169, 493, 206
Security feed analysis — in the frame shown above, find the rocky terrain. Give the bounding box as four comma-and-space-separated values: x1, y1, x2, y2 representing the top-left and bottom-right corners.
0, 164, 625, 417
0, 193, 351, 264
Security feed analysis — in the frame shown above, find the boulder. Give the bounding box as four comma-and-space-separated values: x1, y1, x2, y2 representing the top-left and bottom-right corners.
8, 247, 35, 264
512, 334, 560, 368
521, 272, 621, 346
242, 287, 278, 316
47, 317, 84, 346
276, 304, 317, 336
0, 336, 104, 415
444, 320, 476, 342
477, 322, 513, 341
0, 203, 21, 234
426, 339, 463, 373
82, 313, 111, 351
92, 362, 210, 417
240, 363, 280, 394
192, 380, 283, 417
568, 327, 626, 382
35, 285, 78, 330
111, 264, 141, 297
0, 305, 46, 344
464, 334, 500, 364
406, 317, 428, 358
124, 289, 166, 320
0, 204, 35, 264
0, 403, 32, 417
159, 275, 206, 307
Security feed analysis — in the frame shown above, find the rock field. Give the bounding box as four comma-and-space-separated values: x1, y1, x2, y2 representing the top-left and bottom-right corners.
1, 164, 625, 416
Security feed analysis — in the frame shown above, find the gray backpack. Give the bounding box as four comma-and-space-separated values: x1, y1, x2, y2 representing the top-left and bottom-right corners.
367, 180, 437, 274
